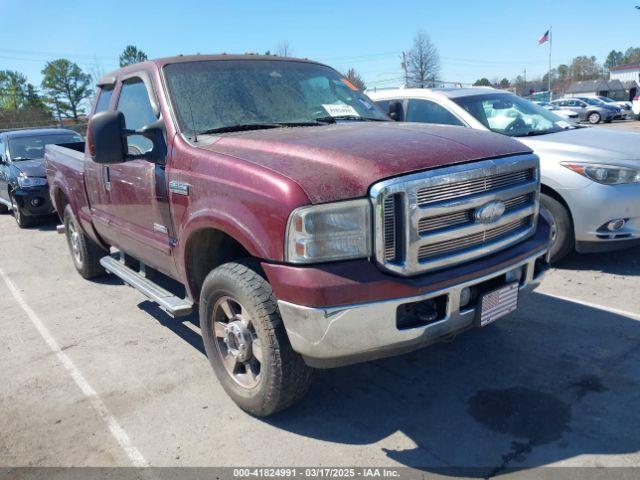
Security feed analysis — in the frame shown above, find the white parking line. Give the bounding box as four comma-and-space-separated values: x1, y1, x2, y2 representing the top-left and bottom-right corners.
538, 290, 640, 321
0, 267, 149, 467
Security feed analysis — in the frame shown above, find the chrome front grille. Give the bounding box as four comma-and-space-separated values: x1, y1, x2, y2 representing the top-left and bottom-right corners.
371, 154, 540, 276
417, 169, 534, 205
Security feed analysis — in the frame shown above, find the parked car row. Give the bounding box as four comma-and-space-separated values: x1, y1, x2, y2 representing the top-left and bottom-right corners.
1, 54, 638, 417
0, 129, 84, 227
367, 86, 640, 262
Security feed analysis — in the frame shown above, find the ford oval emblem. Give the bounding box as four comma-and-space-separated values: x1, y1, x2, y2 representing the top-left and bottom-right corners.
474, 200, 506, 224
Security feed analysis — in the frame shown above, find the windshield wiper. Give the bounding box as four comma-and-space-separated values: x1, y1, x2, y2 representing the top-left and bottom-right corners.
11, 157, 35, 161
313, 115, 387, 124
197, 121, 331, 135
197, 123, 284, 135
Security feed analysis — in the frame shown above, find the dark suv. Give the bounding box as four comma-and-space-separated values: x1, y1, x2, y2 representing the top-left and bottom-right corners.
0, 128, 84, 227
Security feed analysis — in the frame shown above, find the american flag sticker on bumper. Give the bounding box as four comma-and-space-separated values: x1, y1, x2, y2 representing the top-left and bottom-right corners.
478, 283, 519, 327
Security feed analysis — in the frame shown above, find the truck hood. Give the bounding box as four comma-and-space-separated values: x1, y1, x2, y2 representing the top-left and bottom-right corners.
518, 126, 640, 167
200, 122, 531, 203
12, 159, 46, 178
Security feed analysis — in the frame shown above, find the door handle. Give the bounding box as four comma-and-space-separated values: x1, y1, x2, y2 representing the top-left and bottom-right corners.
102, 165, 111, 191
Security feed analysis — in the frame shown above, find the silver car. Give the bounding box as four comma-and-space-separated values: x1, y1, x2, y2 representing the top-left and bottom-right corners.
550, 98, 615, 124
368, 87, 640, 262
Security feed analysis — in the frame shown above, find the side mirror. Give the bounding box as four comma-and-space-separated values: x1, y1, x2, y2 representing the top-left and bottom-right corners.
89, 111, 166, 165
89, 111, 127, 164
388, 101, 403, 121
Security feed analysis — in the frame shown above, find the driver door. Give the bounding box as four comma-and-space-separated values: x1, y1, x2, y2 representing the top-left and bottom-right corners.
96, 73, 175, 275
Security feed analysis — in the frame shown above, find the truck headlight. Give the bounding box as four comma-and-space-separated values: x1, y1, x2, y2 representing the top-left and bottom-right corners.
17, 175, 48, 188
561, 162, 640, 185
286, 199, 372, 263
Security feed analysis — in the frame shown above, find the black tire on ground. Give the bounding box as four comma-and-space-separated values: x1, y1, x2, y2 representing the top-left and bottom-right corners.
200, 260, 312, 416
63, 205, 107, 279
541, 193, 574, 264
604, 118, 613, 123
588, 112, 602, 124
11, 193, 37, 228
0, 201, 8, 214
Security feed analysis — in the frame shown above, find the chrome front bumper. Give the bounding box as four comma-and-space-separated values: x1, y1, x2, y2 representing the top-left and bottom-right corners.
278, 248, 549, 368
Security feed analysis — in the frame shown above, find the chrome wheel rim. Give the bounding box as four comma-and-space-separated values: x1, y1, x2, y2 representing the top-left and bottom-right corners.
67, 221, 82, 265
212, 296, 262, 388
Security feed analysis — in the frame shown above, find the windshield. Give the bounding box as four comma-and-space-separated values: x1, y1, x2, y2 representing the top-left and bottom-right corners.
598, 96, 615, 103
164, 60, 388, 134
580, 97, 601, 105
453, 93, 572, 137
9, 133, 84, 160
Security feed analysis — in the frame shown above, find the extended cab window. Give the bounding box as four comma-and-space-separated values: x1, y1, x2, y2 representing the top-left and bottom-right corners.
406, 99, 463, 126
94, 86, 114, 113
116, 78, 156, 154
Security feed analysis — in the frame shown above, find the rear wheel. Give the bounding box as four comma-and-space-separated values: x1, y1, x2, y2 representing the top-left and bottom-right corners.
200, 260, 312, 416
11, 193, 36, 228
588, 112, 602, 124
540, 193, 574, 263
64, 205, 107, 279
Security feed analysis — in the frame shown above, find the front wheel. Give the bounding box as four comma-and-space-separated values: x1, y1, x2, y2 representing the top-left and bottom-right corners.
200, 260, 312, 416
540, 194, 574, 263
11, 193, 36, 228
588, 112, 602, 124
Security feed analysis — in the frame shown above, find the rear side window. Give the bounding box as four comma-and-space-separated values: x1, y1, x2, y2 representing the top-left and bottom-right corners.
94, 86, 114, 113
406, 99, 463, 126
116, 78, 157, 154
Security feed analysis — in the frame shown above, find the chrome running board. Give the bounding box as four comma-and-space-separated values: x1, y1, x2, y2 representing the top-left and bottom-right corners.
100, 255, 193, 317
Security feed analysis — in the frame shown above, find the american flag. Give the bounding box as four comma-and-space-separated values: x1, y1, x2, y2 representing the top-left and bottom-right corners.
479, 284, 519, 327
538, 30, 550, 45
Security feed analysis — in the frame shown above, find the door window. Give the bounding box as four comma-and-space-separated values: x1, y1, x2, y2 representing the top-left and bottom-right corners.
116, 78, 157, 154
406, 99, 463, 126
94, 86, 114, 113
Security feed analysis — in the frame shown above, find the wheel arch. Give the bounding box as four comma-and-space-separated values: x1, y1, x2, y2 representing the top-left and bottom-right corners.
182, 226, 255, 302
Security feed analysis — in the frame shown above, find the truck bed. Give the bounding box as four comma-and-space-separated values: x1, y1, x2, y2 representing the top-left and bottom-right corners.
44, 143, 93, 229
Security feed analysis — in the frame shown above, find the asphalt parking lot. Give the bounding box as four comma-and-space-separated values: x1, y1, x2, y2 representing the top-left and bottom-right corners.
1, 122, 639, 475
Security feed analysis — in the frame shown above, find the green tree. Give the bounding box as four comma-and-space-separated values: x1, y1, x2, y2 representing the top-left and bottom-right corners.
41, 59, 92, 121
569, 56, 601, 81
623, 47, 640, 65
119, 45, 148, 67
498, 78, 511, 89
473, 78, 492, 87
342, 67, 366, 90
556, 64, 570, 81
0, 70, 47, 112
605, 50, 624, 70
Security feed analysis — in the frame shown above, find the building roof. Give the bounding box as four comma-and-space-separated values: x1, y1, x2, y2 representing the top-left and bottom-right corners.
566, 79, 626, 94
623, 80, 639, 89
610, 63, 640, 72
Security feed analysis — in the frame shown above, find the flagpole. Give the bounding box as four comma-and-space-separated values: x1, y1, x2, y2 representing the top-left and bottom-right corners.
548, 26, 552, 101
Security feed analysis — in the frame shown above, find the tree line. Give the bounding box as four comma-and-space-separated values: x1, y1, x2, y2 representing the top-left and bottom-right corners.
473, 47, 640, 94
0, 45, 148, 129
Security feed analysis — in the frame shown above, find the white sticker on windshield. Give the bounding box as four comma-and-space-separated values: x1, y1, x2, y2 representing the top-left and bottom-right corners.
555, 120, 571, 129
322, 104, 360, 117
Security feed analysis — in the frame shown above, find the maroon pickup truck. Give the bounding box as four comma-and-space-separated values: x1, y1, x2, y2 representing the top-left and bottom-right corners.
45, 55, 550, 416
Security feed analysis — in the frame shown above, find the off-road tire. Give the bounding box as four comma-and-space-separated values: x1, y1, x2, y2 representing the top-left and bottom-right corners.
11, 193, 36, 228
63, 205, 107, 279
541, 193, 574, 263
588, 112, 601, 124
200, 260, 312, 416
